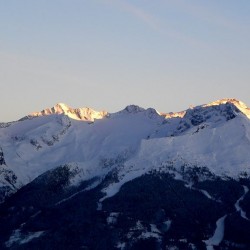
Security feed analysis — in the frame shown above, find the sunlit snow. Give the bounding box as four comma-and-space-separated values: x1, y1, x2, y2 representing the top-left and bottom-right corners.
1, 99, 250, 205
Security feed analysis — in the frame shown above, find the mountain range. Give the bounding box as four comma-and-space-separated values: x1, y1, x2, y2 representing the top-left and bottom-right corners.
0, 98, 250, 250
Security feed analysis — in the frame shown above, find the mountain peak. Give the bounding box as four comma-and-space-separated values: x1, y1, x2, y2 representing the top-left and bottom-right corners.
49, 103, 71, 114
29, 103, 108, 122
124, 105, 145, 113
19, 98, 250, 123
161, 98, 250, 120
206, 98, 244, 107
205, 98, 250, 119
54, 102, 70, 109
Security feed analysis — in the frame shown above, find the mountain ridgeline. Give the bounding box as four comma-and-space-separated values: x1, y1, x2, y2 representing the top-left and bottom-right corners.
0, 98, 250, 249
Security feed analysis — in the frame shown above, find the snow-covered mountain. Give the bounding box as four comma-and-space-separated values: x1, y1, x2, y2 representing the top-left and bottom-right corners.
22, 103, 108, 122
1, 98, 250, 201
0, 98, 250, 249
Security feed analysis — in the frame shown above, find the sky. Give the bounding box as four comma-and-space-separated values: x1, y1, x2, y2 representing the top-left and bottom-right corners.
0, 0, 250, 122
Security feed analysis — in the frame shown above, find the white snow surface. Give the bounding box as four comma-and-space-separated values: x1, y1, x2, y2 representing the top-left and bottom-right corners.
116, 242, 126, 250
204, 215, 227, 249
126, 221, 162, 243
5, 229, 44, 247
29, 103, 108, 121
107, 212, 119, 225
205, 98, 250, 119
185, 183, 219, 202
1, 99, 250, 200
235, 185, 249, 220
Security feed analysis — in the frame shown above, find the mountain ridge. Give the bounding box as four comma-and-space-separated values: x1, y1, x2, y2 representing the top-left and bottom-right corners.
19, 97, 250, 122
25, 103, 108, 122
0, 97, 249, 197
0, 98, 250, 249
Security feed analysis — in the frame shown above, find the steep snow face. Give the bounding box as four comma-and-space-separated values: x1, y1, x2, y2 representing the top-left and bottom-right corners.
181, 102, 240, 129
27, 103, 108, 122
161, 98, 250, 121
205, 98, 250, 119
98, 100, 250, 202
138, 115, 250, 176
100, 114, 250, 203
152, 99, 246, 139
0, 115, 73, 188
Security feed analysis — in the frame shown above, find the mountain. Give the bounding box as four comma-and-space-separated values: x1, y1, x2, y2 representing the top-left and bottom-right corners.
22, 103, 108, 122
0, 98, 250, 249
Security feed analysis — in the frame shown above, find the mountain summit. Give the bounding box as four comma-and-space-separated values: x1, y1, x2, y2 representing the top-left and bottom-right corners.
27, 103, 108, 121
22, 98, 250, 121
205, 98, 250, 118
163, 98, 250, 119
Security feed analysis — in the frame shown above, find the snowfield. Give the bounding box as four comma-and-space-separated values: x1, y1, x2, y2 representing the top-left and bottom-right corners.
0, 98, 250, 201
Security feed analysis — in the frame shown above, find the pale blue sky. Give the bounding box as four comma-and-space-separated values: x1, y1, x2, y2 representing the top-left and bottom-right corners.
0, 0, 250, 121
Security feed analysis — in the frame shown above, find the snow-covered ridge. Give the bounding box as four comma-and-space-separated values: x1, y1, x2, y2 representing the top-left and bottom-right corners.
113, 105, 162, 121
20, 98, 250, 123
161, 98, 250, 120
27, 103, 108, 122
122, 105, 145, 114
1, 97, 250, 203
162, 110, 186, 119
205, 98, 250, 119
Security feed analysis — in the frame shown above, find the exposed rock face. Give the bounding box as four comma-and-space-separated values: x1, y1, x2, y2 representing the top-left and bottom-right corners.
0, 148, 6, 166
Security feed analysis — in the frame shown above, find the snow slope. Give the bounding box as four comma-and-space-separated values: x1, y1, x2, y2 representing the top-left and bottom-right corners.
0, 105, 163, 192
0, 99, 250, 201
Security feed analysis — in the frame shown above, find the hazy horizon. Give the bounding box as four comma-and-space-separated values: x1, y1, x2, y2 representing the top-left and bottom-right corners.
1, 0, 250, 122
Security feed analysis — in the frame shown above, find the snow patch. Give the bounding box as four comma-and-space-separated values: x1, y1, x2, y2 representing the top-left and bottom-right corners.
116, 242, 126, 250
107, 212, 119, 225
163, 220, 172, 231
199, 189, 213, 200
5, 229, 44, 247
126, 221, 162, 244
5, 229, 22, 247
19, 231, 44, 244
185, 183, 219, 202
204, 215, 227, 249
235, 185, 249, 220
